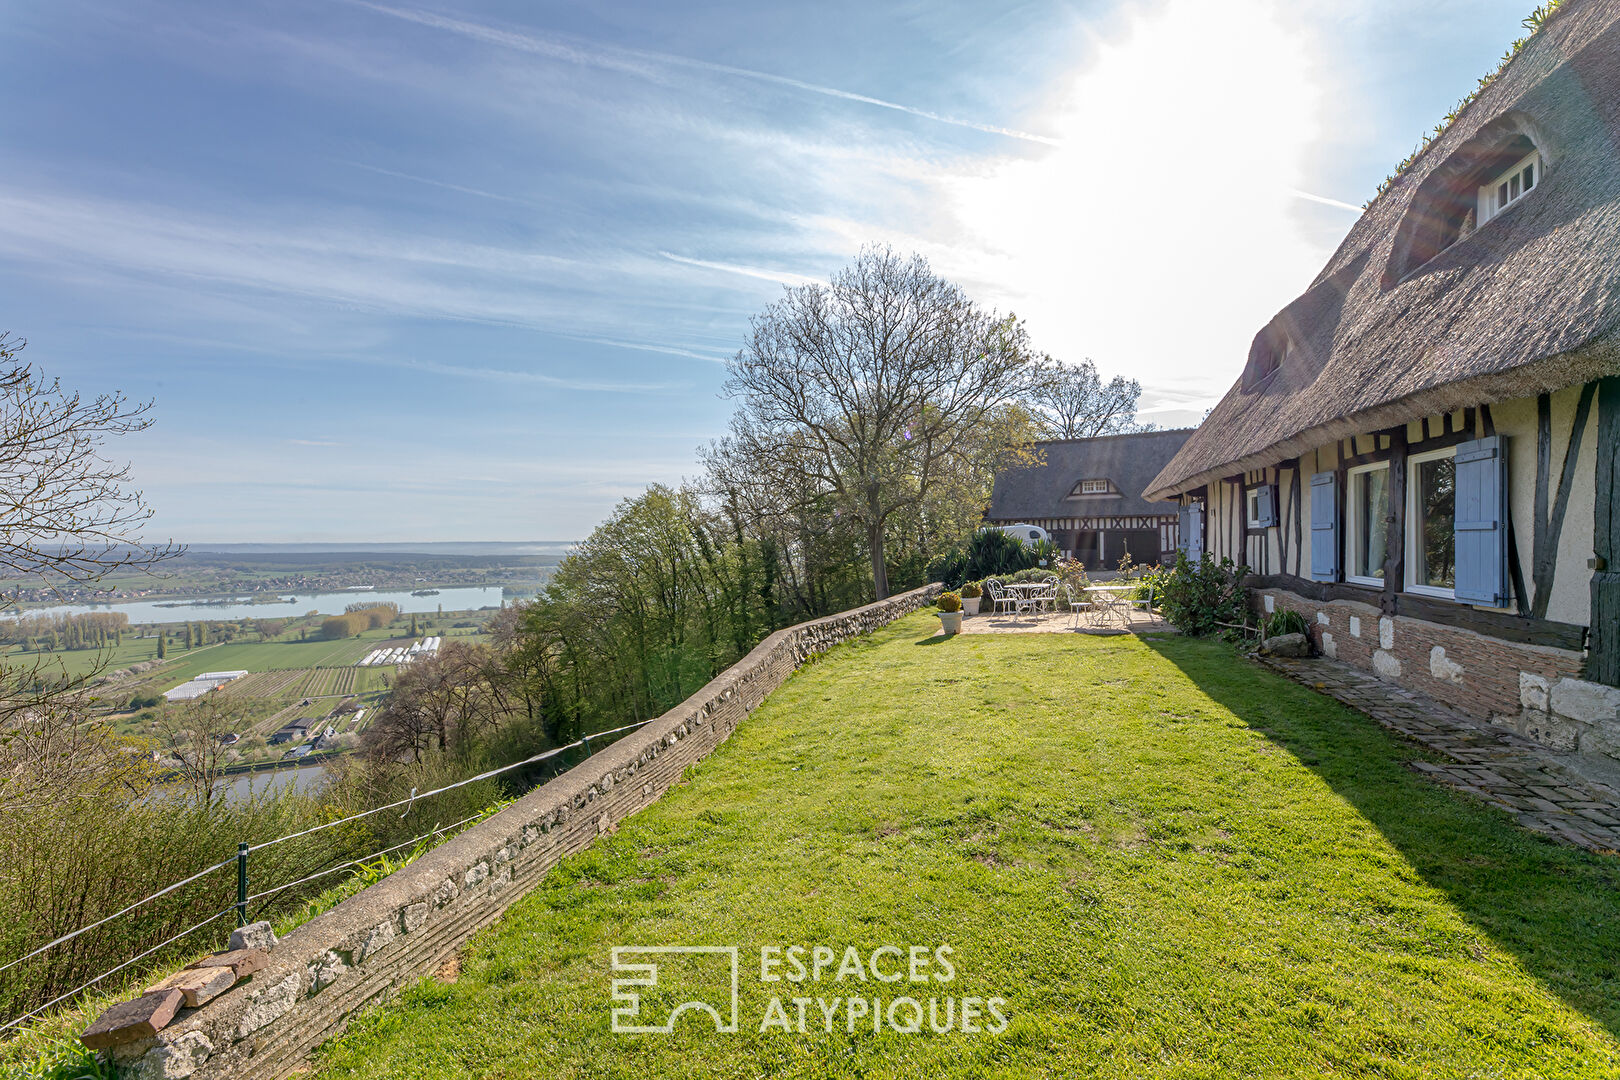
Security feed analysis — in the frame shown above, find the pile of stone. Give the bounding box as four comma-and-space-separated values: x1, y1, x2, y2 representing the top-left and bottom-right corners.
79, 922, 276, 1053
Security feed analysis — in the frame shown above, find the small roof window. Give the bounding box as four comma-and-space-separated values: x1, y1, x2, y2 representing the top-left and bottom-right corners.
1478, 149, 1539, 225
1069, 478, 1114, 496
1384, 117, 1547, 286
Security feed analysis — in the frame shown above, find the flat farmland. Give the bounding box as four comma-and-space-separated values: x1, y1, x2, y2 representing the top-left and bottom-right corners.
223, 666, 391, 700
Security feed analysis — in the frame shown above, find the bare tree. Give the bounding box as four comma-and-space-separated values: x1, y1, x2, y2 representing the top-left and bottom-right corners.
365, 642, 504, 763
721, 247, 1036, 599
0, 333, 179, 602
153, 694, 236, 806
1024, 355, 1146, 440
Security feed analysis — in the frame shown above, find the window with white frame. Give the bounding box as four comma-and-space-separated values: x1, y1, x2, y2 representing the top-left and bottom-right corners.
1478, 149, 1540, 225
1072, 479, 1110, 495
1407, 447, 1457, 597
1345, 462, 1390, 585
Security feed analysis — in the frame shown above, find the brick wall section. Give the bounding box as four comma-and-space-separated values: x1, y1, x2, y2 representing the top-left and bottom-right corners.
1250, 588, 1620, 760
1254, 588, 1584, 717
112, 585, 941, 1080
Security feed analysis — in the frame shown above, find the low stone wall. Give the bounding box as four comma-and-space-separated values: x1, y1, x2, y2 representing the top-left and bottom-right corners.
1252, 587, 1620, 761
112, 585, 940, 1080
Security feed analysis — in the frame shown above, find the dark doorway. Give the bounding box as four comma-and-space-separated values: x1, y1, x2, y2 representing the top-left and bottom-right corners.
1103, 529, 1160, 568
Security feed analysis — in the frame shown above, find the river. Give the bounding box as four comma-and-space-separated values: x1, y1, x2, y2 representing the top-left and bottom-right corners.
11, 585, 508, 625
217, 762, 331, 803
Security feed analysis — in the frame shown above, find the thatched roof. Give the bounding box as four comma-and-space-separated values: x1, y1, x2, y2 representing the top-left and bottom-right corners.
1146, 0, 1620, 501
991, 429, 1194, 521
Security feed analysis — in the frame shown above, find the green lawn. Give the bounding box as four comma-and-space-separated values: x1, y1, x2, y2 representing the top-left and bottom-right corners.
311, 614, 1620, 1079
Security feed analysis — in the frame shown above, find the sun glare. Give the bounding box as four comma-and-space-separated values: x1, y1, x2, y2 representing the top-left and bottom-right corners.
935, 0, 1334, 418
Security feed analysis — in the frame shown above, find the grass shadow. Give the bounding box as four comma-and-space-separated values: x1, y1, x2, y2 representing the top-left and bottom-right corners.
913, 633, 952, 647
1142, 635, 1620, 1041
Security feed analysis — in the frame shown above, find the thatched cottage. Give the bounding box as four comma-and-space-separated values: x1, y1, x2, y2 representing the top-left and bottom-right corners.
989, 429, 1192, 569
1144, 0, 1620, 754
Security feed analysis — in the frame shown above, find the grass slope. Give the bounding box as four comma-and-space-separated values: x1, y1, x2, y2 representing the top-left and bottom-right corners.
312, 614, 1620, 1079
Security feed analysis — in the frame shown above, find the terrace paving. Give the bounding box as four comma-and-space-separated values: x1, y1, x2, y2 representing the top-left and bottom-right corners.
1260, 655, 1620, 855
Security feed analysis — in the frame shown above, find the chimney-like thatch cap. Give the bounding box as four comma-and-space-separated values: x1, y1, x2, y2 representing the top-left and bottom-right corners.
1145, 0, 1620, 502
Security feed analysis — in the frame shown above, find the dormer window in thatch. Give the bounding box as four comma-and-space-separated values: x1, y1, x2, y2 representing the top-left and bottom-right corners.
1069, 478, 1114, 496
1384, 116, 1548, 286
1478, 149, 1540, 225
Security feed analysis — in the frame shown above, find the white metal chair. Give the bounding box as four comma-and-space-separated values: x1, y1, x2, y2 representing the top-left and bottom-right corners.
1066, 585, 1093, 628
986, 578, 1032, 617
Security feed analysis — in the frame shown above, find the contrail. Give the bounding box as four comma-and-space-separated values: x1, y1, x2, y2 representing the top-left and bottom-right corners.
350, 2, 1060, 146
658, 251, 822, 288
1286, 188, 1363, 213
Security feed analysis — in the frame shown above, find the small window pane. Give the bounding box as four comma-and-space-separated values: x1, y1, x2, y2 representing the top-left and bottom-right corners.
1415, 456, 1456, 590
1523, 161, 1535, 189
1353, 469, 1389, 579
1510, 173, 1521, 199
1498, 181, 1509, 207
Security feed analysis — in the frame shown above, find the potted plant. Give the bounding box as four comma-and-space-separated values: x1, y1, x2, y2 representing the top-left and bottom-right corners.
959, 580, 982, 615
937, 591, 963, 635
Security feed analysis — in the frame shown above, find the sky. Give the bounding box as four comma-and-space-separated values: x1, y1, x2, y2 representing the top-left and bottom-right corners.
0, 0, 1544, 542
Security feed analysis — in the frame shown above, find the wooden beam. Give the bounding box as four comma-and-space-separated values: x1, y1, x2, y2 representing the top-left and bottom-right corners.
1587, 377, 1620, 685
1532, 382, 1597, 619
1533, 393, 1552, 606
1291, 460, 1303, 577
1382, 427, 1407, 616
1481, 404, 1530, 613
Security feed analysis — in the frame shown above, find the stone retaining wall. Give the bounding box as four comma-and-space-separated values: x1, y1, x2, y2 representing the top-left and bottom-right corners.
111, 585, 940, 1079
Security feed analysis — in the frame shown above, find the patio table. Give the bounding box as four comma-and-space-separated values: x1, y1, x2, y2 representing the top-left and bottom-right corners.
1082, 584, 1136, 628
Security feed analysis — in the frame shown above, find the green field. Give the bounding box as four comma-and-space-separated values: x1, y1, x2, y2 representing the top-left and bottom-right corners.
4, 620, 493, 686
313, 614, 1620, 1080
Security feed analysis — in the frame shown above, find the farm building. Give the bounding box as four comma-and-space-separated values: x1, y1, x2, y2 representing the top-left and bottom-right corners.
988, 429, 1194, 570
268, 720, 313, 746
161, 670, 249, 701
1145, 0, 1620, 756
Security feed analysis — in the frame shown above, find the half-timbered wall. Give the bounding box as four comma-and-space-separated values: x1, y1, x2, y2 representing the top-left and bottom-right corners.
1173, 383, 1617, 738
1187, 385, 1598, 628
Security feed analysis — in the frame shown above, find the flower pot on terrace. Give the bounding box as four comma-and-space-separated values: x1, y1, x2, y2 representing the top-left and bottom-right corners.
939, 611, 964, 635
962, 596, 981, 615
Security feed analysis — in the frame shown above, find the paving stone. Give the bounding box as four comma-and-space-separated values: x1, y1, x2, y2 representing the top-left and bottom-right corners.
1257, 655, 1620, 856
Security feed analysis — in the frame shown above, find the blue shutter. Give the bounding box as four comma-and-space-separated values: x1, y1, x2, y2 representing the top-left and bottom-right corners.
1310, 472, 1339, 581
1252, 484, 1277, 528
1178, 502, 1204, 559
1454, 436, 1510, 606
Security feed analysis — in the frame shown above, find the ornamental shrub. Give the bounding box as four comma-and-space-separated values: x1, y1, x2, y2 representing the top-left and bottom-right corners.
936, 591, 962, 613
1156, 551, 1249, 637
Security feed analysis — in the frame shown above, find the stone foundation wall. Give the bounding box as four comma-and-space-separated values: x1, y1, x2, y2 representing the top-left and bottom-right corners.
1251, 588, 1619, 761
111, 585, 940, 1080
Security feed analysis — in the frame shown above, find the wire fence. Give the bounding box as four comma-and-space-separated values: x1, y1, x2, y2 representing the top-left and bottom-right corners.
0, 718, 654, 1034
